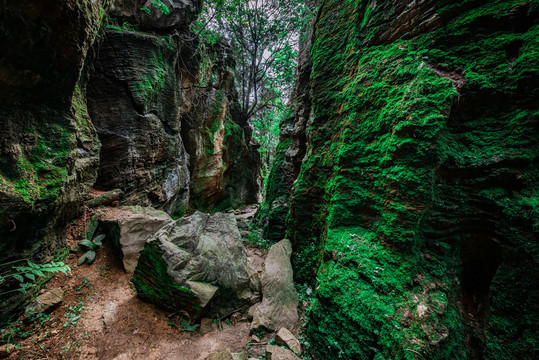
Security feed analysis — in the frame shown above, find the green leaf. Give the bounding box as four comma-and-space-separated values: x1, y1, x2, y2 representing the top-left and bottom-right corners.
93, 234, 105, 247
86, 251, 96, 265
78, 240, 93, 249
32, 269, 45, 277
24, 273, 36, 281
78, 253, 88, 266
17, 288, 27, 295
13, 274, 24, 282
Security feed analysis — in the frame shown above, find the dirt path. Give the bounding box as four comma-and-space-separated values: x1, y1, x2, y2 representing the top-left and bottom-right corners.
4, 204, 267, 360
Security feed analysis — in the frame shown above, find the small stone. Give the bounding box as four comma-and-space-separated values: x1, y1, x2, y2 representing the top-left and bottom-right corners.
26, 288, 64, 316
230, 312, 242, 325
231, 352, 249, 360
251, 334, 261, 343
275, 328, 301, 355
0, 343, 16, 358
265, 345, 301, 360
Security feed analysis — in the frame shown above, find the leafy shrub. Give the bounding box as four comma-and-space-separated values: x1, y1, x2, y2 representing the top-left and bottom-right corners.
78, 234, 105, 266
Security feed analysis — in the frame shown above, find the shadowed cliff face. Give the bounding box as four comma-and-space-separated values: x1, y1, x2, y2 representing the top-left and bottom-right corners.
265, 0, 538, 358
87, 29, 194, 214
0, 0, 107, 321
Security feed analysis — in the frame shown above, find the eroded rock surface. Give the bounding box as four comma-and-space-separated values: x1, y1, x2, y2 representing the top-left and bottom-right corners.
265, 0, 539, 359
110, 0, 203, 30
0, 0, 107, 321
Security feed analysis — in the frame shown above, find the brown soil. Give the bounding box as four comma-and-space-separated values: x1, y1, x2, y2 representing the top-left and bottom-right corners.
4, 199, 268, 360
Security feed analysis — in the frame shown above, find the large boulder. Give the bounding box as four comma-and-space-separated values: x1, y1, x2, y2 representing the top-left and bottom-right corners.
132, 212, 258, 320
251, 240, 299, 332
99, 206, 173, 273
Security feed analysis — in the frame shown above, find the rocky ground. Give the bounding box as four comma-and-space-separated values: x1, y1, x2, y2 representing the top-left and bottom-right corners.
0, 195, 304, 360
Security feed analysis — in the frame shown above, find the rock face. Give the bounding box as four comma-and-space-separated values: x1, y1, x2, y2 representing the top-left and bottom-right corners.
182, 40, 262, 212
132, 212, 257, 320
87, 29, 193, 214
88, 6, 261, 215
0, 0, 107, 321
268, 0, 539, 359
110, 0, 202, 30
251, 240, 299, 332
256, 0, 317, 242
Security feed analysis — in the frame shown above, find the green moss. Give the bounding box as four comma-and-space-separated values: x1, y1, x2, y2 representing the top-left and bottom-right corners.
0, 119, 74, 205
306, 228, 465, 359
132, 51, 169, 108
275, 0, 539, 358
132, 241, 199, 314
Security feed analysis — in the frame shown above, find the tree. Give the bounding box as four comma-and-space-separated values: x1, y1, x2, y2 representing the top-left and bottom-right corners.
192, 0, 307, 184
194, 0, 305, 124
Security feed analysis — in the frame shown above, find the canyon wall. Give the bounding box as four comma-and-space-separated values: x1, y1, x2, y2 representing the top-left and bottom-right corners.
0, 0, 107, 318
265, 0, 538, 358
0, 0, 260, 321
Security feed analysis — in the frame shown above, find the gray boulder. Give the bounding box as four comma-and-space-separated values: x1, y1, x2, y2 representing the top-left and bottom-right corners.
265, 345, 301, 360
251, 240, 299, 332
275, 327, 302, 355
132, 211, 257, 320
99, 206, 173, 273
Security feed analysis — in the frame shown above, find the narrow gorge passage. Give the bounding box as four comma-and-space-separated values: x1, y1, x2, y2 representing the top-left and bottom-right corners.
1, 1, 538, 360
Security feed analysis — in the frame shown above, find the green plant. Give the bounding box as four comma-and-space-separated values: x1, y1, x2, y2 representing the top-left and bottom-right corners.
140, 7, 151, 14
0, 260, 70, 296
78, 234, 105, 266
246, 229, 272, 249
151, 0, 170, 15
63, 302, 85, 327
75, 277, 92, 291
180, 318, 199, 332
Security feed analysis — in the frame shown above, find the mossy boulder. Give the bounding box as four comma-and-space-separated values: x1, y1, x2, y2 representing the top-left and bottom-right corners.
132, 212, 258, 321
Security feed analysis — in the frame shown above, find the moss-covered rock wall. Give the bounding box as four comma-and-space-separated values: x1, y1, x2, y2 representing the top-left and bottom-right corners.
266, 0, 538, 358
0, 0, 108, 321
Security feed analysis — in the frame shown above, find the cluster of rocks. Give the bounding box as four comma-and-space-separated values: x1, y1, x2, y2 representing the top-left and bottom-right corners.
205, 327, 303, 360
98, 205, 299, 334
